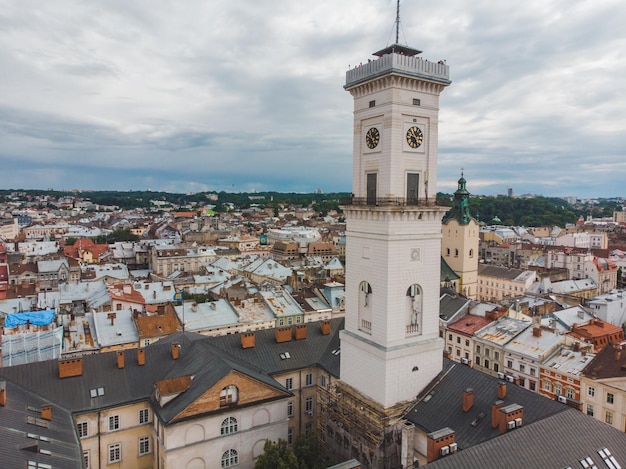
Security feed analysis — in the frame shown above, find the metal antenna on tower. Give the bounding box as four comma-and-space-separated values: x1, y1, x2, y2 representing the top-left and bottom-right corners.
395, 0, 400, 44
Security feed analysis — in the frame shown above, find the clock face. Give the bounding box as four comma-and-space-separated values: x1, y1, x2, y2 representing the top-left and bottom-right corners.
406, 126, 423, 149
365, 127, 380, 149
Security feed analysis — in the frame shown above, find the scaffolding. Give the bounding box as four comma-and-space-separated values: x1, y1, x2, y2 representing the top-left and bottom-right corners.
317, 380, 409, 469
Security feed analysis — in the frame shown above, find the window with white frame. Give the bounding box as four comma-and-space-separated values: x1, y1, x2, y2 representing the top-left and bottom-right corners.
138, 436, 151, 456
606, 411, 613, 425
108, 443, 121, 464
587, 404, 594, 416
221, 449, 238, 468
320, 376, 327, 388
607, 392, 614, 404
588, 386, 595, 397
139, 408, 149, 425
305, 373, 313, 386
566, 389, 575, 399
108, 415, 120, 431
220, 417, 238, 436
77, 421, 88, 438
305, 397, 313, 413
83, 450, 90, 468
219, 385, 238, 406
287, 401, 293, 417
285, 377, 293, 390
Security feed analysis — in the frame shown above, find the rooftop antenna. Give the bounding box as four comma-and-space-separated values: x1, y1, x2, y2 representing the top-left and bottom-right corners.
395, 0, 400, 45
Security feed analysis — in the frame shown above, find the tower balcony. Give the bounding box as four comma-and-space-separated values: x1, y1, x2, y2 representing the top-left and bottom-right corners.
342, 196, 440, 207
345, 52, 450, 89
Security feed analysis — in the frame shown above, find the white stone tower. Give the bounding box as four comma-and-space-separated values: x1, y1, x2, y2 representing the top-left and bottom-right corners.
340, 37, 451, 408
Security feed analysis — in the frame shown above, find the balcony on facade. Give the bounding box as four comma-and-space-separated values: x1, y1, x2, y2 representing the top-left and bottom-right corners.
345, 52, 450, 88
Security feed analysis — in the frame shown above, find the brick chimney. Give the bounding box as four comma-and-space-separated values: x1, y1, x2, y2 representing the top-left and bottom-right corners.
462, 388, 474, 412
241, 332, 256, 349
498, 404, 524, 435
275, 327, 292, 343
491, 399, 505, 428
294, 324, 307, 340
59, 358, 83, 379
107, 312, 117, 326
137, 348, 146, 366
497, 382, 507, 400
426, 428, 456, 463
171, 343, 180, 360
40, 405, 52, 421
532, 327, 542, 337
0, 380, 6, 407
320, 321, 331, 335
117, 350, 125, 369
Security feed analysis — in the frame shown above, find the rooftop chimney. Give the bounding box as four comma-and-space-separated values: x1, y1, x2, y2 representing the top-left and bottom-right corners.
294, 324, 307, 340
275, 327, 292, 343
241, 332, 256, 349
0, 381, 6, 407
320, 321, 331, 335
137, 348, 146, 366
40, 405, 52, 421
497, 382, 507, 400
59, 358, 83, 379
171, 343, 180, 360
107, 312, 117, 326
491, 400, 505, 428
532, 327, 542, 337
117, 350, 125, 369
498, 404, 524, 435
426, 428, 456, 463
462, 388, 474, 412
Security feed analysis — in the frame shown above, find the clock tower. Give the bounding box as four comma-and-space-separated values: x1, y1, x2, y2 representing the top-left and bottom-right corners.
340, 40, 451, 407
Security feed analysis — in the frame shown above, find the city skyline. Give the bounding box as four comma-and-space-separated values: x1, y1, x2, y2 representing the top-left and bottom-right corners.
1, 0, 624, 198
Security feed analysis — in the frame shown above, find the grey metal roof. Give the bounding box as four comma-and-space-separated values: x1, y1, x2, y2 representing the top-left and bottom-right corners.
423, 408, 626, 468
0, 319, 344, 418
405, 359, 568, 451
209, 318, 344, 377
0, 380, 82, 469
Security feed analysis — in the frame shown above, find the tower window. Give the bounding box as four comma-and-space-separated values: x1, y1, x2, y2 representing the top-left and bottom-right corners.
369, 100, 376, 108
413, 98, 421, 106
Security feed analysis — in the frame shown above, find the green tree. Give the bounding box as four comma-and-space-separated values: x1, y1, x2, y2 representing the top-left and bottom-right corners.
254, 439, 299, 469
293, 433, 326, 469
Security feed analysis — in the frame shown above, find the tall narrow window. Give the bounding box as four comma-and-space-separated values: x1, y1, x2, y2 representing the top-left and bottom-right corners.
359, 281, 373, 333
366, 173, 377, 205
406, 284, 422, 335
407, 173, 419, 205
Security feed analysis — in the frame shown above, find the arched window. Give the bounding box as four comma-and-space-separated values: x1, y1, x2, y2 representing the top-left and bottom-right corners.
360, 281, 372, 307
220, 385, 238, 407
221, 449, 238, 468
446, 248, 450, 256
220, 417, 238, 436
454, 249, 459, 257
406, 284, 422, 335
359, 281, 373, 332
469, 249, 474, 258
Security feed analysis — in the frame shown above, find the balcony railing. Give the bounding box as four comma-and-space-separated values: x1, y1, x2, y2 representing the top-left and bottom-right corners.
341, 197, 439, 207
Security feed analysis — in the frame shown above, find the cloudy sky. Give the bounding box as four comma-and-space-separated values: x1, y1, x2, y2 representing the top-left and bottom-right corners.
1, 0, 624, 198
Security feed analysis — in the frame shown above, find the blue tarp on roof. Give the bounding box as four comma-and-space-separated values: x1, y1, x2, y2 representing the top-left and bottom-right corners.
4, 310, 56, 328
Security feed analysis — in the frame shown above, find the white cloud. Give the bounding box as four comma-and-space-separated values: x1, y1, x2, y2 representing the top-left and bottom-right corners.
0, 0, 624, 197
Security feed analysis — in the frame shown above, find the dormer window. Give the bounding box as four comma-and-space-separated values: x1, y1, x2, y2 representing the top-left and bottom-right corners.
220, 385, 238, 407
